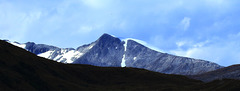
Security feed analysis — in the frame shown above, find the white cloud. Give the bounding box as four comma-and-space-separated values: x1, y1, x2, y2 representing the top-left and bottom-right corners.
170, 35, 240, 66
180, 17, 191, 31
193, 40, 209, 47
170, 45, 221, 65
78, 26, 93, 33
176, 41, 186, 47
81, 0, 112, 9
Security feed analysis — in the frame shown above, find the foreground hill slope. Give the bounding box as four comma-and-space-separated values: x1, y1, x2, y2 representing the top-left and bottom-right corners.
1, 40, 240, 91
189, 64, 240, 82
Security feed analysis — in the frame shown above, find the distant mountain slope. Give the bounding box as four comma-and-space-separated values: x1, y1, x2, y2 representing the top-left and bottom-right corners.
6, 33, 223, 75
189, 64, 240, 82
1, 40, 240, 91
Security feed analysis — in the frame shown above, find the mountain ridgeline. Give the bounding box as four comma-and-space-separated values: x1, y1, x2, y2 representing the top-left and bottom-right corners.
8, 33, 223, 75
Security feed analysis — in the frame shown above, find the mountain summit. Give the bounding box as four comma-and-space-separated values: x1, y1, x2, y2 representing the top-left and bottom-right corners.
9, 33, 223, 75
73, 33, 124, 67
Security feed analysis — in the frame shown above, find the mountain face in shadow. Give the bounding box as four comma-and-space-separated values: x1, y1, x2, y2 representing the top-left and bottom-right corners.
10, 33, 222, 75
1, 40, 240, 91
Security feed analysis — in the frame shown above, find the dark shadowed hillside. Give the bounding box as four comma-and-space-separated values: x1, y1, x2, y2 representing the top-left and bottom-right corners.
189, 64, 240, 82
0, 40, 240, 91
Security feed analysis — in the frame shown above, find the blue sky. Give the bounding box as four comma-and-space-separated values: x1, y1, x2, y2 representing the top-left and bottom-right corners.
1, 0, 240, 66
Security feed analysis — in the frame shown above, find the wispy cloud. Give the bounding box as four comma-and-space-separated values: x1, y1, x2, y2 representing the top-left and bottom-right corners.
170, 33, 240, 66
180, 17, 191, 31
78, 26, 93, 34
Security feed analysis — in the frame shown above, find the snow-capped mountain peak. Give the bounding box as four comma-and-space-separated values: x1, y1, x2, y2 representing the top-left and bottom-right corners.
7, 33, 223, 75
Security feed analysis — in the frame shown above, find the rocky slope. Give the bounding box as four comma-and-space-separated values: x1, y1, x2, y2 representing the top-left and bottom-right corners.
7, 33, 223, 75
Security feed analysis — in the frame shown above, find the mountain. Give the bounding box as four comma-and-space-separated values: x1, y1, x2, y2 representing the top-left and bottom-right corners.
2, 39, 240, 91
189, 64, 240, 82
0, 39, 201, 90
7, 33, 223, 75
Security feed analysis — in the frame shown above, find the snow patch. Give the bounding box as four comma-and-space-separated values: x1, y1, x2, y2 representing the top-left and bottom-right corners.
123, 39, 128, 51
38, 50, 54, 58
54, 54, 63, 61
61, 50, 83, 63
121, 55, 126, 67
54, 49, 84, 63
88, 44, 94, 49
38, 43, 95, 63
121, 39, 128, 67
86, 43, 96, 50
9, 41, 26, 49
133, 57, 137, 60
